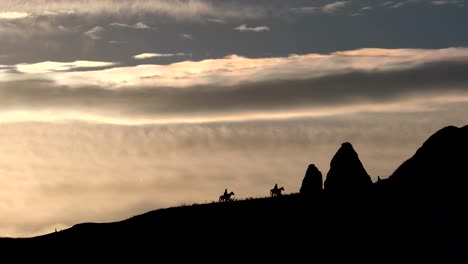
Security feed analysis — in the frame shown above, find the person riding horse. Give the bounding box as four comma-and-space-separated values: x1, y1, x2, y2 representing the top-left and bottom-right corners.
219, 189, 235, 202
270, 184, 284, 197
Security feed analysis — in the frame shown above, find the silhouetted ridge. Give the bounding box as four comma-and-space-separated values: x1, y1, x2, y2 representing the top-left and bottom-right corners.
300, 164, 323, 196
387, 125, 468, 201
324, 142, 372, 194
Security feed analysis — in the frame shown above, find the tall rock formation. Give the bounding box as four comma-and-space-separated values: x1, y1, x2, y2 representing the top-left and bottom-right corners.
324, 142, 373, 194
300, 164, 323, 195
387, 125, 468, 201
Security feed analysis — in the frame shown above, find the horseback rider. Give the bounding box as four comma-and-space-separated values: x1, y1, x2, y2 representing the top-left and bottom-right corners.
273, 184, 278, 191
271, 183, 280, 197
220, 189, 234, 202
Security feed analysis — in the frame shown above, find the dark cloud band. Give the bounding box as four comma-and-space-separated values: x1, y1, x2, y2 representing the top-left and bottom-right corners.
1, 58, 468, 122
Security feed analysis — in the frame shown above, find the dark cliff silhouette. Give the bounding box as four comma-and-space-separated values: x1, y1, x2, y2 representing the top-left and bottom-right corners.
380, 125, 468, 261
299, 163, 322, 196
386, 125, 468, 202
324, 142, 373, 194
0, 125, 467, 262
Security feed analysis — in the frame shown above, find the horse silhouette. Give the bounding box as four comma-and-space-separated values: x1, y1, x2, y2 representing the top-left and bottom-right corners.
219, 191, 235, 202
270, 187, 284, 197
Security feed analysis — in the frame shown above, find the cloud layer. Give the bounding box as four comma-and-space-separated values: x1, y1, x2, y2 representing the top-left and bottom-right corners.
0, 0, 267, 20
2, 47, 468, 124
1, 0, 466, 66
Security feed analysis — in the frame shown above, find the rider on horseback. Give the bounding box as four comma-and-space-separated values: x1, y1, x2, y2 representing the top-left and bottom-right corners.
270, 184, 284, 197
220, 189, 234, 202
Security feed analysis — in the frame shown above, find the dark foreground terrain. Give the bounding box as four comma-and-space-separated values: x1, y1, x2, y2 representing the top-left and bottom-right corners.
1, 125, 467, 262
1, 193, 465, 262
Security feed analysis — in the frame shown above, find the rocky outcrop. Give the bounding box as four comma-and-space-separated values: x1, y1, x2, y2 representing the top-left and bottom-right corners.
324, 142, 372, 194
300, 164, 323, 195
387, 125, 468, 201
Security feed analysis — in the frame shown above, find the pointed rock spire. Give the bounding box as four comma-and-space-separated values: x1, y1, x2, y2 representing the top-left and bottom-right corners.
300, 164, 323, 196
324, 142, 372, 194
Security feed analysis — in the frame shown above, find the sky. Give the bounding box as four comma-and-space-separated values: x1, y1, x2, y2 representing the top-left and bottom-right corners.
1, 0, 468, 237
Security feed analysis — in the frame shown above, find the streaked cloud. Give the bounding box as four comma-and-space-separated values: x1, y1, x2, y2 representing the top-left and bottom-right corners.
0, 15, 80, 39
380, 1, 434, 9
180, 33, 193, 40
323, 1, 351, 14
133, 53, 186, 60
0, 0, 267, 20
84, 26, 105, 40
377, 0, 465, 9
289, 7, 320, 13
234, 24, 270, 32
378, 0, 466, 9
390, 2, 407, 8
431, 0, 464, 5
382, 1, 396, 6
109, 40, 126, 44
16, 61, 116, 74
360, 6, 374, 11
109, 22, 152, 30
290, 1, 350, 15
0, 11, 29, 19
206, 18, 226, 24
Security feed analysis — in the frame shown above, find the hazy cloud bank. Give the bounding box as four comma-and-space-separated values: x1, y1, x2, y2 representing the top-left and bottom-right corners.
2, 48, 468, 123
